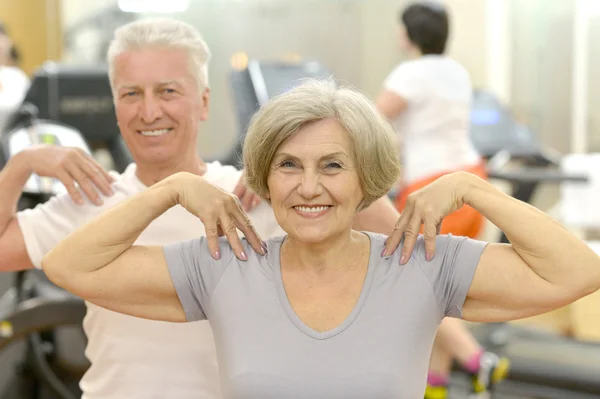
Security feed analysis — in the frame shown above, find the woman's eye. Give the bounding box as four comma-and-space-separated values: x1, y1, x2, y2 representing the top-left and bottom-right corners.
326, 162, 342, 169
280, 161, 295, 168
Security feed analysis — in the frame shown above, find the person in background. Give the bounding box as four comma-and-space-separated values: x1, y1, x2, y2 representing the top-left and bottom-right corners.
0, 23, 29, 135
374, 2, 508, 398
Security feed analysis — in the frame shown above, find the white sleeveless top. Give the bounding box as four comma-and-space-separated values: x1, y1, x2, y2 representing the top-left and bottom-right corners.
383, 55, 481, 185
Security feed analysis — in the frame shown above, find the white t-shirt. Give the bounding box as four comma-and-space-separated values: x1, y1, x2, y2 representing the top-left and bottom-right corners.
383, 55, 481, 185
16, 162, 285, 399
0, 66, 30, 134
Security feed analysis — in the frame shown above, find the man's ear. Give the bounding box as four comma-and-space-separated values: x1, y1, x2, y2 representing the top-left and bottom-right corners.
198, 87, 210, 121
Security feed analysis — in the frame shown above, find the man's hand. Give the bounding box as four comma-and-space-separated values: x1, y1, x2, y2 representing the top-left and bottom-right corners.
233, 172, 262, 212
22, 145, 115, 206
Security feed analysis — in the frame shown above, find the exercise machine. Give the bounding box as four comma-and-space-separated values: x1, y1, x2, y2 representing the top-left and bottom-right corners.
228, 59, 600, 398
0, 103, 90, 399
225, 59, 332, 167
466, 90, 599, 399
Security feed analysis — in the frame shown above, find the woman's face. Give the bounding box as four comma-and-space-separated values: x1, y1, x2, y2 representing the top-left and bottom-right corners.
266, 118, 364, 244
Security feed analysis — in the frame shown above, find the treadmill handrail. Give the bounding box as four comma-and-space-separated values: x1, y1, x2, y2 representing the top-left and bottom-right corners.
0, 296, 86, 350
488, 168, 589, 184
247, 60, 270, 107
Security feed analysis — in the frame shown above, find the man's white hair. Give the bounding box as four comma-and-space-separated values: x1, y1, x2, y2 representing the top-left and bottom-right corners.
107, 18, 211, 92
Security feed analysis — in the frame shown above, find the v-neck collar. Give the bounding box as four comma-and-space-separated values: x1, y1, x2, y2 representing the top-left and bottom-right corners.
270, 232, 378, 340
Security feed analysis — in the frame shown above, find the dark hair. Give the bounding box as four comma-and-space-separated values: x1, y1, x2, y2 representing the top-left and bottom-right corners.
400, 1, 449, 55
10, 45, 20, 65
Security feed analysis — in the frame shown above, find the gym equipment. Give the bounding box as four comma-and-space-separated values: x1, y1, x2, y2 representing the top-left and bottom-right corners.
469, 89, 589, 243
23, 62, 132, 173
467, 90, 599, 398
228, 59, 600, 398
0, 103, 90, 399
225, 59, 332, 167
0, 103, 91, 205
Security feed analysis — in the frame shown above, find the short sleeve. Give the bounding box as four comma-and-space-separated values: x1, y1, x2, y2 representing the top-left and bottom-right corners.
414, 235, 487, 318
383, 63, 427, 104
162, 237, 237, 322
16, 194, 97, 269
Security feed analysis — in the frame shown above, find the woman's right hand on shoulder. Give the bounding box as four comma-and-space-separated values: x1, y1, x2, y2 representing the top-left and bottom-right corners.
168, 172, 266, 261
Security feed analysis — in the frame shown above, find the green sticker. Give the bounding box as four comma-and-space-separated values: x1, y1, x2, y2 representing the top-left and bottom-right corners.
40, 133, 57, 145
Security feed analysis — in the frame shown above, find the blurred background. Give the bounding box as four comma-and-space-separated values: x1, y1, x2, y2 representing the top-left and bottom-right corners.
4, 0, 598, 159
1, 0, 600, 398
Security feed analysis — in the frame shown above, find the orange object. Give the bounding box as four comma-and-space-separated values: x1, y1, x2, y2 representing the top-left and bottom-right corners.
395, 162, 488, 239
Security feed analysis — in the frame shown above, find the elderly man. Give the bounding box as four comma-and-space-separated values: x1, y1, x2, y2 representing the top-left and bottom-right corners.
0, 18, 399, 398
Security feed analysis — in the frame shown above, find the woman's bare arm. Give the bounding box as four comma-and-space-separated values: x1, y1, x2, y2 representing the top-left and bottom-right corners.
42, 172, 264, 322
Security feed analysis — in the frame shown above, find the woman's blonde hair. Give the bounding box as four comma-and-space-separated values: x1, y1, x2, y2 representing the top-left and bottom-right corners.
243, 78, 401, 209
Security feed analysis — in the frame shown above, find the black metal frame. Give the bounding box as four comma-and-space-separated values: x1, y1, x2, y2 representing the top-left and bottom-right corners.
487, 153, 589, 243
467, 151, 600, 398
0, 274, 88, 399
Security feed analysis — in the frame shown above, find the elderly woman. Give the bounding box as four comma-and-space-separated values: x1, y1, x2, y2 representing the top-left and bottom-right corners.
42, 80, 600, 398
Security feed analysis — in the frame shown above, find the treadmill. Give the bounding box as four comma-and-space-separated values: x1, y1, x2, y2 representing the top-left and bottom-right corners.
225, 59, 332, 167
467, 90, 600, 398
228, 60, 600, 398
23, 62, 132, 173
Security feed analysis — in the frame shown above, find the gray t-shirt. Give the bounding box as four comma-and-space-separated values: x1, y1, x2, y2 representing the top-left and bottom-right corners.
163, 231, 486, 399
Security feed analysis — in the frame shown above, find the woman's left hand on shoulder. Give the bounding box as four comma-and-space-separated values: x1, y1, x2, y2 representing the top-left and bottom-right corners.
383, 171, 475, 263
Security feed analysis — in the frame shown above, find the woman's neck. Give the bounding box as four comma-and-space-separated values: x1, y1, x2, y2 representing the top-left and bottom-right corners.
281, 230, 369, 277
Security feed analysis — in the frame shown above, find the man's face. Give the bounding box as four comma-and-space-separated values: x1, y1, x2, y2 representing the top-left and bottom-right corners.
112, 47, 209, 166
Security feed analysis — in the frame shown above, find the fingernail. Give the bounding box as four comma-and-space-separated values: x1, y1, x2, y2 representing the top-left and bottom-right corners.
215, 251, 221, 260
381, 247, 388, 257
399, 255, 406, 265
426, 253, 433, 262
240, 251, 247, 261
262, 244, 268, 255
